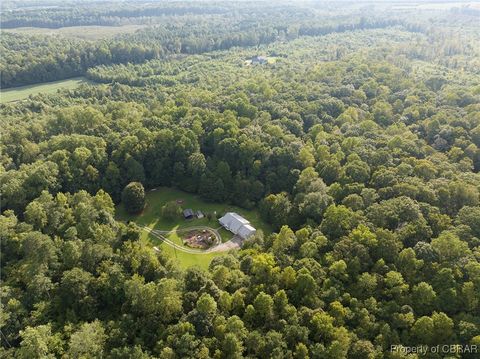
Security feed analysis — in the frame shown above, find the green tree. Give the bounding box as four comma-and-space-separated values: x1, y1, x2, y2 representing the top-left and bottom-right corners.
259, 192, 292, 229
122, 182, 145, 214
320, 205, 360, 239
253, 292, 274, 324
431, 232, 471, 264
68, 321, 106, 359
411, 282, 437, 316
17, 325, 62, 359
161, 201, 182, 221
372, 101, 394, 126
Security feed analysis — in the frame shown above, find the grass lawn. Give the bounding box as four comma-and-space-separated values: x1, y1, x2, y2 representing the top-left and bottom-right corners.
0, 77, 92, 103
139, 232, 221, 270
116, 187, 271, 269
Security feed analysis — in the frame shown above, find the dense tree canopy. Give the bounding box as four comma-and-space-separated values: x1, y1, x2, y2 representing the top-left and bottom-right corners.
1, 0, 480, 358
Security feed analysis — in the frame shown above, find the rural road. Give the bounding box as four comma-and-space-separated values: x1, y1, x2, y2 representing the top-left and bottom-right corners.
143, 226, 242, 254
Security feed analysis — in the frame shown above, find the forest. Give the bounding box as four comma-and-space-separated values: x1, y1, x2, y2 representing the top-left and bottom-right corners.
1, 0, 480, 358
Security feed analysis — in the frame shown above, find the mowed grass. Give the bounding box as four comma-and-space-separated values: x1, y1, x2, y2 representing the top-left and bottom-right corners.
116, 187, 271, 269
0, 77, 92, 103
139, 233, 221, 270
2, 24, 147, 40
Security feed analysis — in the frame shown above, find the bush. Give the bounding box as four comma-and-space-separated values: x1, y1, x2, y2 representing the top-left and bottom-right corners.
161, 201, 182, 220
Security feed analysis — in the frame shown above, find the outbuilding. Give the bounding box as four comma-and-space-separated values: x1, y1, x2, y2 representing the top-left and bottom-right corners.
183, 208, 194, 219
219, 212, 256, 239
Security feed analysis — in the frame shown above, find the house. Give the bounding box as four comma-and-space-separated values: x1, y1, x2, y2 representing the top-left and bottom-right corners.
196, 210, 204, 219
219, 212, 256, 239
251, 55, 268, 65
183, 208, 194, 219
238, 224, 256, 239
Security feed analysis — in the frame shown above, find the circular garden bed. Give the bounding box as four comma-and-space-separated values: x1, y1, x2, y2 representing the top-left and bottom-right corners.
182, 228, 219, 249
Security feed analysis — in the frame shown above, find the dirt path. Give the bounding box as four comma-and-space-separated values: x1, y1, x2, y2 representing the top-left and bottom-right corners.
143, 226, 242, 254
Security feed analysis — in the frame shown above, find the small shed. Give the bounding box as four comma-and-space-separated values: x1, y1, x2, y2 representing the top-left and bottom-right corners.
183, 208, 194, 219
196, 210, 204, 219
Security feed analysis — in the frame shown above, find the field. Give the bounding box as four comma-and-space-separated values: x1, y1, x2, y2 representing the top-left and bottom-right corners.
117, 187, 271, 269
0, 77, 92, 103
2, 24, 147, 40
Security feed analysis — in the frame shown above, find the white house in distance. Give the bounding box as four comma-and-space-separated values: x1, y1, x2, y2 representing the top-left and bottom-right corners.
219, 212, 256, 239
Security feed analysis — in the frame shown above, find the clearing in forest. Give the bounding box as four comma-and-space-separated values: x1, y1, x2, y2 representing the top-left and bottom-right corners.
2, 24, 147, 40
0, 77, 92, 103
116, 187, 271, 269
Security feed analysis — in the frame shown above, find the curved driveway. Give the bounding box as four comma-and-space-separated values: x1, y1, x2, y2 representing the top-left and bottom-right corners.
143, 226, 242, 254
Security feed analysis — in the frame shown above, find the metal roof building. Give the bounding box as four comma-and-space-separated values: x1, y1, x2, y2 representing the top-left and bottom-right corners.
183, 208, 194, 219
219, 212, 256, 239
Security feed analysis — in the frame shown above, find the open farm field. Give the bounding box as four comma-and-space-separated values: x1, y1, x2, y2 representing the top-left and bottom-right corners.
2, 24, 147, 40
0, 77, 92, 103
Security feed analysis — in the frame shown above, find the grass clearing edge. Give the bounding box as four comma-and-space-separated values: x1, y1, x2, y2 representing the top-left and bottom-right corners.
117, 187, 272, 270
0, 77, 92, 103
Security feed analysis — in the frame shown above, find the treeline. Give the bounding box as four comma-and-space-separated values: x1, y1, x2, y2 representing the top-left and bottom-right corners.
1, 6, 480, 357
2, 17, 417, 88
133, 18, 411, 55
1, 0, 440, 88
0, 33, 162, 88
1, 2, 228, 28
2, 39, 479, 217
298, 18, 405, 37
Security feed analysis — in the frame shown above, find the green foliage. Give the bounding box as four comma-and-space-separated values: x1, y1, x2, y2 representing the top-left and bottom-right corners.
1, 1, 480, 358
121, 182, 146, 214
161, 201, 182, 221
0, 77, 91, 103
68, 321, 106, 358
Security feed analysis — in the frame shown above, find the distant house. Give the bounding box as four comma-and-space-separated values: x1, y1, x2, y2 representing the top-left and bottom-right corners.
251, 55, 268, 65
183, 208, 194, 219
219, 212, 256, 239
